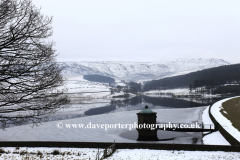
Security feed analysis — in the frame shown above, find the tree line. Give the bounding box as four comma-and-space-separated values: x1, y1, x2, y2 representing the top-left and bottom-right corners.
143, 63, 240, 91
83, 75, 115, 83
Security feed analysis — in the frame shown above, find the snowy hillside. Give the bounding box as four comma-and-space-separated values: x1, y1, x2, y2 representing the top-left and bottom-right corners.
59, 58, 229, 82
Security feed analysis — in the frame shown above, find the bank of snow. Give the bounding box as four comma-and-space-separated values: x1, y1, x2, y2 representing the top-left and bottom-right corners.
0, 147, 103, 160
210, 97, 240, 143
202, 106, 230, 145
202, 106, 214, 126
203, 131, 230, 145
1, 147, 240, 160
109, 149, 240, 160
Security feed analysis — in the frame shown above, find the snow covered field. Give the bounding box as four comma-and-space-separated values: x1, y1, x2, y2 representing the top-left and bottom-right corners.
0, 147, 102, 160
203, 131, 230, 145
109, 149, 240, 160
1, 147, 239, 160
62, 75, 111, 99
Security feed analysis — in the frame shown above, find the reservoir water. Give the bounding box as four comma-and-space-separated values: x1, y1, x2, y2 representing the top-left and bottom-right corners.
0, 94, 231, 144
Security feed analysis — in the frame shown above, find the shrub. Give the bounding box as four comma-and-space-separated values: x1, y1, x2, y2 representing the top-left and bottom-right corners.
52, 150, 60, 155
0, 148, 5, 153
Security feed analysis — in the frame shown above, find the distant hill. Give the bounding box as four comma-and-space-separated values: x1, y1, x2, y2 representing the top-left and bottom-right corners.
83, 75, 115, 83
59, 58, 229, 82
143, 63, 240, 91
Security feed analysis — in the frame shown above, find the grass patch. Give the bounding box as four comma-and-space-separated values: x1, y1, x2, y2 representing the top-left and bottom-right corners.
221, 97, 240, 132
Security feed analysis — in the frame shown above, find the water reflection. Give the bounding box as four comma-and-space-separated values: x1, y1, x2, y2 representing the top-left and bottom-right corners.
84, 105, 116, 115
84, 95, 223, 116
143, 96, 203, 107
119, 129, 202, 144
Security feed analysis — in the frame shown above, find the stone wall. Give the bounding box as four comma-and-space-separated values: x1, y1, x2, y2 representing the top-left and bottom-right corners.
0, 141, 240, 152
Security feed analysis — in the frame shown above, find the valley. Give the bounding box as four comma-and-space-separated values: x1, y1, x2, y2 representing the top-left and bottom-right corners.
1, 58, 237, 145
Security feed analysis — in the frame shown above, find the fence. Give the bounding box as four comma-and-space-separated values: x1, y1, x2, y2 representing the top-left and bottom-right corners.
100, 141, 116, 159
157, 123, 215, 129
156, 122, 215, 132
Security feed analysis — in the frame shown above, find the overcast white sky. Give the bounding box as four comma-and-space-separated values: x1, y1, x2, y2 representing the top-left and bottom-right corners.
32, 0, 240, 63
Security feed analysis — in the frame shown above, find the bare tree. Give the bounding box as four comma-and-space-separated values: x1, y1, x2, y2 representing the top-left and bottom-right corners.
0, 0, 70, 128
